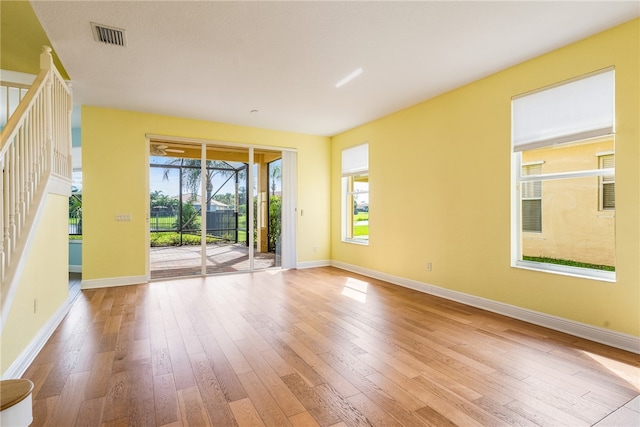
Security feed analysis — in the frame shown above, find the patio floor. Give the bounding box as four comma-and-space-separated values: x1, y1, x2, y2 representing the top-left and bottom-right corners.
149, 243, 278, 279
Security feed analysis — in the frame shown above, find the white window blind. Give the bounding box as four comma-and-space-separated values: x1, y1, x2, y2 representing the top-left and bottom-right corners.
599, 154, 615, 210
513, 69, 614, 152
522, 164, 542, 233
600, 154, 615, 170
522, 164, 542, 199
342, 143, 369, 176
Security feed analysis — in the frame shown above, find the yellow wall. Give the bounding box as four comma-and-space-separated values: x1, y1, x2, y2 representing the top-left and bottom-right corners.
522, 140, 615, 266
0, 1, 69, 79
81, 107, 331, 281
331, 19, 640, 336
1, 194, 69, 374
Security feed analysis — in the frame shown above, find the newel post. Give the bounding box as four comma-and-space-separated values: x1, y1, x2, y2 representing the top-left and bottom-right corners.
39, 45, 53, 71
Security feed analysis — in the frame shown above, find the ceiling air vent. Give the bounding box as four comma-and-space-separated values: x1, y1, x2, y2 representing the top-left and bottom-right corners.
91, 22, 127, 47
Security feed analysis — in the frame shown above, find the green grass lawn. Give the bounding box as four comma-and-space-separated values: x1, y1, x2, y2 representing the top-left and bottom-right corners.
150, 230, 250, 247
354, 225, 369, 236
150, 232, 218, 246
523, 255, 615, 272
354, 212, 368, 221
353, 212, 369, 236
150, 216, 179, 230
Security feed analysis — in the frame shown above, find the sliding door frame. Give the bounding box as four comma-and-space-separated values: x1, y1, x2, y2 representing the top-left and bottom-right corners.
145, 134, 297, 280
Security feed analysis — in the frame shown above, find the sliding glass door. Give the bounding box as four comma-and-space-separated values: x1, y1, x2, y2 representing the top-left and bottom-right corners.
203, 146, 252, 274
253, 152, 282, 271
148, 140, 291, 279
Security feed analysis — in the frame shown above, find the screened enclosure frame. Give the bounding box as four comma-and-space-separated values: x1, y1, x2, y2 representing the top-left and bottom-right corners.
149, 159, 249, 246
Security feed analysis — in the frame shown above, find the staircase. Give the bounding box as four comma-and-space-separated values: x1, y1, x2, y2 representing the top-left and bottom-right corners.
0, 46, 72, 330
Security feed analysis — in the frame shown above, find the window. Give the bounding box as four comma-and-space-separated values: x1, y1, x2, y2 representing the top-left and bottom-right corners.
342, 143, 369, 244
70, 146, 82, 237
599, 154, 615, 210
512, 69, 615, 280
521, 163, 542, 233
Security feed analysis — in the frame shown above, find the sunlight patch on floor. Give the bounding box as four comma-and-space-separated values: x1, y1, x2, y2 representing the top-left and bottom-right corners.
582, 351, 640, 389
341, 278, 369, 303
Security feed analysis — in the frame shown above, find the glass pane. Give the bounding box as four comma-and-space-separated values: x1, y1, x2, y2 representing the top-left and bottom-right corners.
352, 175, 369, 242
149, 157, 204, 279
522, 138, 614, 174
150, 155, 179, 165
254, 151, 281, 270
204, 160, 241, 242
205, 148, 251, 274
69, 170, 83, 236
268, 158, 282, 268
521, 176, 615, 271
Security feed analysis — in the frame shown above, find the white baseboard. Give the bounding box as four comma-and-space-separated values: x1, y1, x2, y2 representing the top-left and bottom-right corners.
2, 298, 72, 379
68, 265, 82, 273
296, 259, 331, 269
330, 261, 640, 354
81, 275, 147, 289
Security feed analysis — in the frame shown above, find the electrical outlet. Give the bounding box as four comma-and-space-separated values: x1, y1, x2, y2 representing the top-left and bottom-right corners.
313, 246, 317, 253
426, 262, 432, 271
34, 298, 38, 313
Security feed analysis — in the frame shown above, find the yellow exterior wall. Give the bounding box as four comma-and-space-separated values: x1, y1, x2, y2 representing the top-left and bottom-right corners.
331, 19, 639, 336
1, 194, 69, 375
522, 140, 615, 266
81, 107, 331, 281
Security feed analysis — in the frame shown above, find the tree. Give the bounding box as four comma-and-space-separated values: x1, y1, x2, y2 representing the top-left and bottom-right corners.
268, 195, 281, 252
69, 192, 82, 235
267, 159, 283, 252
213, 192, 234, 207
176, 202, 200, 232
269, 160, 281, 196
150, 190, 176, 212
237, 186, 247, 216
162, 159, 236, 214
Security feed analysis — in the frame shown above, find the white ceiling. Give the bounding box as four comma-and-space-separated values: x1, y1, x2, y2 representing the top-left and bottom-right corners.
31, 1, 639, 136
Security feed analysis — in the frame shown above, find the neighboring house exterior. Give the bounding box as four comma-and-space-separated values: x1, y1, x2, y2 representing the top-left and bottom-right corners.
522, 139, 615, 267
172, 193, 232, 212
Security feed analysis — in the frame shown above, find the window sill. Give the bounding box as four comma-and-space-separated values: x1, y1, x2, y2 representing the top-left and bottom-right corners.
513, 260, 615, 283
342, 238, 369, 246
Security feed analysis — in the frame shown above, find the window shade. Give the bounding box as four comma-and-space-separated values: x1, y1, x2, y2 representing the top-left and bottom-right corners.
342, 143, 368, 176
513, 69, 614, 152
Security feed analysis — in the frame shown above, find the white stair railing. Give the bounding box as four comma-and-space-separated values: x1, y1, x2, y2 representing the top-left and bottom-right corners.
0, 46, 71, 300
0, 82, 30, 129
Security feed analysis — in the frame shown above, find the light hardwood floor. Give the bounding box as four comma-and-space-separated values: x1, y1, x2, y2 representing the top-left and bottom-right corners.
24, 267, 640, 426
